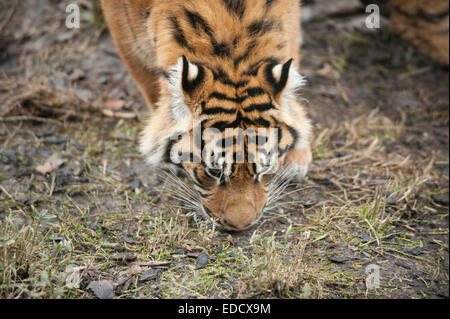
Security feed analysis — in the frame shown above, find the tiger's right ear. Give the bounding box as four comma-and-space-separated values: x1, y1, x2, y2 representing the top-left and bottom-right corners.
265, 59, 304, 99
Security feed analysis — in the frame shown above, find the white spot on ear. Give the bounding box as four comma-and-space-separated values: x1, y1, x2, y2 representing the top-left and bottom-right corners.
272, 64, 283, 82
188, 63, 198, 81
168, 57, 191, 121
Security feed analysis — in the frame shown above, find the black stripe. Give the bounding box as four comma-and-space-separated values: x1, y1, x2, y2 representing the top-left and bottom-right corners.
203, 206, 212, 214
278, 124, 298, 157
202, 106, 237, 115
192, 167, 204, 186
227, 111, 244, 128
243, 103, 275, 113
164, 134, 183, 165
222, 0, 246, 19
243, 87, 266, 97
209, 120, 231, 132
266, 0, 276, 7
199, 191, 211, 198
247, 162, 257, 175
169, 16, 195, 52
209, 92, 246, 103
248, 20, 275, 37
213, 69, 249, 88
184, 9, 214, 36
211, 40, 231, 57
245, 117, 271, 127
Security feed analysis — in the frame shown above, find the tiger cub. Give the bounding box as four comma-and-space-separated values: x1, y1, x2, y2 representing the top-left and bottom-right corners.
101, 0, 312, 231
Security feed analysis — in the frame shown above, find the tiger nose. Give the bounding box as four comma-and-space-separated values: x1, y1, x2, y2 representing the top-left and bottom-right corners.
221, 205, 262, 231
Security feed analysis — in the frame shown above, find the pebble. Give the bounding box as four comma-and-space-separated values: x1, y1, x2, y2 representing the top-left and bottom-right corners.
328, 256, 347, 264
432, 193, 449, 205
195, 252, 209, 270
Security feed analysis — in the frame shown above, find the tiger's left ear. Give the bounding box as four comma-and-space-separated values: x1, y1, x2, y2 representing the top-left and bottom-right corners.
265, 59, 304, 98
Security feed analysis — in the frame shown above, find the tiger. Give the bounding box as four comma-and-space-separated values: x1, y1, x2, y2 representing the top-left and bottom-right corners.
101, 0, 312, 231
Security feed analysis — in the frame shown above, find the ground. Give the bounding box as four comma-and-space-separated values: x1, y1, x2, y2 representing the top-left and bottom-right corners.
0, 0, 448, 299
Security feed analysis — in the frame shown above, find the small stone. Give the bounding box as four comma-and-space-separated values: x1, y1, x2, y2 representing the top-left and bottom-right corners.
359, 231, 372, 242
432, 193, 449, 205
410, 247, 423, 256
87, 280, 116, 299
328, 256, 347, 264
173, 247, 185, 255
195, 252, 209, 270
124, 236, 135, 244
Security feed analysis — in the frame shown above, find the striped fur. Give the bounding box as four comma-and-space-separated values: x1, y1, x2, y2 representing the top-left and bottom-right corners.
102, 0, 312, 231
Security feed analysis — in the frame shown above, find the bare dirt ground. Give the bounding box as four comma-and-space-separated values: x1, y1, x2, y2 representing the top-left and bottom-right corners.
0, 0, 448, 299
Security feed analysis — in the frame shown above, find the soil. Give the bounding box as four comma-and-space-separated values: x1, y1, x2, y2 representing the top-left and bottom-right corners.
0, 0, 448, 299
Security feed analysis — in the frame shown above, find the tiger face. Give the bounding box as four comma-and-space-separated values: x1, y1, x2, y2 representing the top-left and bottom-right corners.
140, 55, 312, 231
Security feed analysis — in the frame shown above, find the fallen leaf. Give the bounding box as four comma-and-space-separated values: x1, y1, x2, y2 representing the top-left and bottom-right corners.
64, 265, 84, 289
115, 276, 133, 292
35, 155, 65, 175
119, 264, 143, 277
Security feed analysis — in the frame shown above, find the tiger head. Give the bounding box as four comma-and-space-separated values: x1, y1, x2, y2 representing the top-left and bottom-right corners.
140, 56, 311, 231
